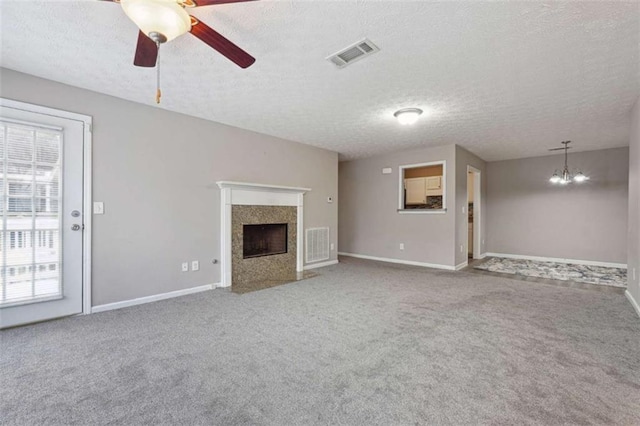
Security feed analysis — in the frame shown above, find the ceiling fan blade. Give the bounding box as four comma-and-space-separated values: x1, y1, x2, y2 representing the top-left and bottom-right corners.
189, 18, 255, 68
133, 31, 158, 67
186, 0, 258, 7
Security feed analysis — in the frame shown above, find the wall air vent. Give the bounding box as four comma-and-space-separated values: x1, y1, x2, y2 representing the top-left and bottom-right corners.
326, 38, 380, 69
306, 227, 330, 263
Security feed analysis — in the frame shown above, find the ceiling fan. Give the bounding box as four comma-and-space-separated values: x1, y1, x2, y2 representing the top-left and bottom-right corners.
102, 0, 257, 102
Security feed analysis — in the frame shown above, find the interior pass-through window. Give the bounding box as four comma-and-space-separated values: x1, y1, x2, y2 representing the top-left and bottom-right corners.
399, 161, 446, 212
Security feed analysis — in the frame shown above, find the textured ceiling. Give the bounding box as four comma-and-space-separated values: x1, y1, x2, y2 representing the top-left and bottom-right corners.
1, 0, 639, 161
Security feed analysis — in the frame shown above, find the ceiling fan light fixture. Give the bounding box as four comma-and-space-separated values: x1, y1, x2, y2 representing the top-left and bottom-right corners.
549, 172, 561, 183
394, 108, 423, 125
121, 0, 191, 43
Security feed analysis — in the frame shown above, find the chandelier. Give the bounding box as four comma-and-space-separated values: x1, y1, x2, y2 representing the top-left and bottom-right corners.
549, 141, 588, 184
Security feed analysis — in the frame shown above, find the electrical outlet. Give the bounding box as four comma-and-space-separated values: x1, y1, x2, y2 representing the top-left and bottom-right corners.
181, 262, 189, 272
460, 244, 464, 253
330, 243, 335, 251
191, 260, 199, 271
399, 243, 405, 250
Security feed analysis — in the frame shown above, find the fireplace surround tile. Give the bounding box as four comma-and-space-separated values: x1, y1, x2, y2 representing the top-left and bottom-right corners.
232, 205, 297, 288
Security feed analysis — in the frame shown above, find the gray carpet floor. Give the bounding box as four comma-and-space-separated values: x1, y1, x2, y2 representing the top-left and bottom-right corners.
2, 256, 640, 425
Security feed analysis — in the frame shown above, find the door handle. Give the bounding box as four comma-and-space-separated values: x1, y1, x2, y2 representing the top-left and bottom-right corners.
71, 224, 81, 231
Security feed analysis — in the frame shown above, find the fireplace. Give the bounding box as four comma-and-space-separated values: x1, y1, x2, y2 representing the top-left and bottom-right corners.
217, 181, 310, 288
243, 223, 288, 259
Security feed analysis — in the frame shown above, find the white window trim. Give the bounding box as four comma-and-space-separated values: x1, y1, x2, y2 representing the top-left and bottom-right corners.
0, 98, 93, 315
398, 160, 447, 214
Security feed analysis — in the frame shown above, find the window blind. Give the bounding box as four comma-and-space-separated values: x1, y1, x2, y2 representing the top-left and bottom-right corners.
1, 120, 62, 306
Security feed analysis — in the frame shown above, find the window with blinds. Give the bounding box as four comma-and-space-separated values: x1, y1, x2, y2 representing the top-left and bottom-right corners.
1, 120, 62, 306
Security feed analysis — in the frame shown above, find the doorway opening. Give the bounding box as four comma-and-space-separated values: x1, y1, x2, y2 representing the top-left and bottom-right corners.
467, 166, 481, 260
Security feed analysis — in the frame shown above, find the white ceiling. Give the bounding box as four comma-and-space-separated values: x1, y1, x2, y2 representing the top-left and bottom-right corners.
1, 0, 639, 161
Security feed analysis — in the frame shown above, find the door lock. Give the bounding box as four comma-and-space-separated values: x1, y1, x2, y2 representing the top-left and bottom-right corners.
71, 224, 81, 231
71, 210, 81, 217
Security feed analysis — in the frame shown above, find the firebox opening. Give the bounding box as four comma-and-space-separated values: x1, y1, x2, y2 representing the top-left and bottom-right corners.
243, 223, 288, 259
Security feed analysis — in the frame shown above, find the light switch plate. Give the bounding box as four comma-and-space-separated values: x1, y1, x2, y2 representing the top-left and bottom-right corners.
93, 202, 104, 215
191, 260, 199, 271
181, 262, 189, 272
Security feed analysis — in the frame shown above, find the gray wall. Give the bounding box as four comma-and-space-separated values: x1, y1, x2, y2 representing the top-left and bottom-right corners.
0, 68, 338, 306
486, 147, 629, 264
339, 145, 457, 267
455, 146, 487, 266
628, 98, 640, 308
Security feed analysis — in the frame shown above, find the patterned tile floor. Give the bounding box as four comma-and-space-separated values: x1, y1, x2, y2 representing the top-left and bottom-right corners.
472, 257, 627, 289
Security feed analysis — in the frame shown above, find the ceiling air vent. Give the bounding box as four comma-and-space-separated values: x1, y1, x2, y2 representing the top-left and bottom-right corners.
326, 38, 380, 69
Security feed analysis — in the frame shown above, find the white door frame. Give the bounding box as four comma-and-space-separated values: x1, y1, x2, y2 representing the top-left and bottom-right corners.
0, 98, 93, 315
466, 166, 482, 260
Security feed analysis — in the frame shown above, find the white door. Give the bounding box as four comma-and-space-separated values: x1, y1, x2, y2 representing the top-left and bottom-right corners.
0, 104, 85, 328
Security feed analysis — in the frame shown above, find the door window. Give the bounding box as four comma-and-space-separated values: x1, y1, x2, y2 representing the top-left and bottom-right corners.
1, 121, 62, 306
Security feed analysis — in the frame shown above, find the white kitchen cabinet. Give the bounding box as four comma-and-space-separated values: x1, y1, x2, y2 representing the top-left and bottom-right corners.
425, 176, 443, 196
426, 176, 441, 190
405, 178, 426, 205
405, 175, 444, 206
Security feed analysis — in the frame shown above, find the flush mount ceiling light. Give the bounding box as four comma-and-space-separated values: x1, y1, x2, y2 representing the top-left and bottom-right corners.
394, 108, 423, 125
549, 141, 589, 184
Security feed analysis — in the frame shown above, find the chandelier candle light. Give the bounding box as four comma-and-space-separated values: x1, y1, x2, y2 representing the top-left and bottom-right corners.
549, 141, 588, 184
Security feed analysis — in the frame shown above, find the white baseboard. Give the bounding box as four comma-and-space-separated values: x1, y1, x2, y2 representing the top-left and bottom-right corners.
626, 290, 640, 319
484, 252, 627, 269
91, 283, 216, 313
338, 252, 455, 271
455, 261, 468, 271
304, 259, 339, 270
476, 253, 487, 260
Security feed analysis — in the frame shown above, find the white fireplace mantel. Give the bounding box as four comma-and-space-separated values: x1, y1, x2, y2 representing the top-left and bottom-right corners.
216, 181, 311, 287
217, 181, 311, 193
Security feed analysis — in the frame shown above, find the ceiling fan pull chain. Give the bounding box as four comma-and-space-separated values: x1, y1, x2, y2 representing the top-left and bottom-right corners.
156, 41, 162, 104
